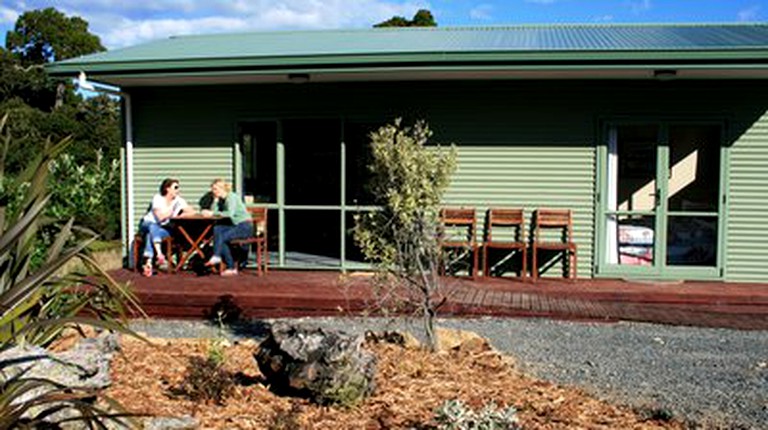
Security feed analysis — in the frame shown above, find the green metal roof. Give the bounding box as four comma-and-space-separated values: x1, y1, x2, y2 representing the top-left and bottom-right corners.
47, 23, 768, 79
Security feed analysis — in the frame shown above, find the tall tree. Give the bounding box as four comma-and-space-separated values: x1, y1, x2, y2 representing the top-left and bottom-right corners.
5, 7, 105, 66
1, 8, 121, 238
374, 9, 437, 28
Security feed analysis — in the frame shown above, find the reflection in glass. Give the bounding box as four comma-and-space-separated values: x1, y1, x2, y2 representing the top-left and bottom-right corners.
666, 216, 717, 266
285, 210, 341, 268
667, 125, 720, 212
240, 122, 277, 203
617, 125, 659, 212
614, 215, 655, 266
284, 119, 341, 205
344, 122, 382, 206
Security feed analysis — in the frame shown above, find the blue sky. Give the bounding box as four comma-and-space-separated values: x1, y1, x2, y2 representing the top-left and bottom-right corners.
1, 1, 765, 50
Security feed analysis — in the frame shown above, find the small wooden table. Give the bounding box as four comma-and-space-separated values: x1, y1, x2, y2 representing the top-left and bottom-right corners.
169, 215, 230, 272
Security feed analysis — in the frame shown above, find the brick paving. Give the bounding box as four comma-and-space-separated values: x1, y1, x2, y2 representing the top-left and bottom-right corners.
112, 269, 768, 330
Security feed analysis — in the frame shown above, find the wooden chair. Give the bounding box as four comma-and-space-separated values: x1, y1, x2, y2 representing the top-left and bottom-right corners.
132, 234, 173, 273
483, 208, 527, 278
531, 209, 577, 280
229, 207, 269, 275
439, 207, 479, 279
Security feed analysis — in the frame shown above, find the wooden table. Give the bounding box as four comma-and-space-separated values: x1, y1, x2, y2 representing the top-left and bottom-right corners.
169, 215, 230, 272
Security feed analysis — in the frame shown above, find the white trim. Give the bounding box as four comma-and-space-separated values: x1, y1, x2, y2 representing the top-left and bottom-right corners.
76, 72, 134, 260
606, 127, 619, 264
125, 94, 134, 253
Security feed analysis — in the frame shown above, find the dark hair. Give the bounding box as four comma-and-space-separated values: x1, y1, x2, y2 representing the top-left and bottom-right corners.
159, 178, 179, 196
199, 191, 214, 210
199, 191, 227, 212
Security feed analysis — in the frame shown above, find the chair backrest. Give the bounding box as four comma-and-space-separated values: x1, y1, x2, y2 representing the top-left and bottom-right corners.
440, 207, 476, 244
247, 207, 268, 236
486, 208, 525, 242
534, 209, 573, 242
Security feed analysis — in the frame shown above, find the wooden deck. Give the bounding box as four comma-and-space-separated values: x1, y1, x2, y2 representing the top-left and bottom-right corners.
111, 269, 768, 330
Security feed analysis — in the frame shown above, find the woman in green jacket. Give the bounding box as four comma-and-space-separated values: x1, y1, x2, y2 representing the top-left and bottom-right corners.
204, 178, 253, 276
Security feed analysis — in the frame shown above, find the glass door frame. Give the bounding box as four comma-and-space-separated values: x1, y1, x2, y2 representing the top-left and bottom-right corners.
236, 116, 381, 271
595, 119, 727, 280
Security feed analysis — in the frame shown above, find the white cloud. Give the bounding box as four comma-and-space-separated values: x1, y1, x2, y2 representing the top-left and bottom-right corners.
469, 4, 493, 20
0, 6, 20, 25
102, 16, 250, 48
2, 1, 431, 49
738, 5, 760, 21
593, 15, 614, 22
629, 0, 652, 14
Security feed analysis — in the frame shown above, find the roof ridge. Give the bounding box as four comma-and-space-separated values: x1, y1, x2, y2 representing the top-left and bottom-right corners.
165, 22, 768, 40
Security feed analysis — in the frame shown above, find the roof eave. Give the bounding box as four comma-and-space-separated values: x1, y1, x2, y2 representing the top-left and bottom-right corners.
47, 49, 768, 77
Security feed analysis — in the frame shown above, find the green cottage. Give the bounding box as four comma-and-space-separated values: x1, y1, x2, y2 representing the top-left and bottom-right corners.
47, 24, 768, 282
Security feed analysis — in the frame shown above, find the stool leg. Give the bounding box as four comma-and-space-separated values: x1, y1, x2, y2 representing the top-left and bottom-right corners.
133, 236, 141, 272
521, 248, 527, 279
256, 242, 263, 276
264, 240, 268, 273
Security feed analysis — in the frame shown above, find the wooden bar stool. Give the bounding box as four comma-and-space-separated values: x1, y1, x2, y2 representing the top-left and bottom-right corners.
132, 234, 174, 273
483, 208, 527, 279
531, 209, 577, 280
229, 207, 269, 275
439, 207, 479, 279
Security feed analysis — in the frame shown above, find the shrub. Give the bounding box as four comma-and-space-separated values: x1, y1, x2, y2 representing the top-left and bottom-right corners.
0, 113, 142, 427
180, 355, 235, 404
434, 399, 521, 430
48, 149, 120, 239
353, 118, 457, 350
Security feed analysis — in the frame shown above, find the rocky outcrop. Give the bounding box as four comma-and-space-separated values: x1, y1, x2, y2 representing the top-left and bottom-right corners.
0, 332, 119, 427
254, 322, 376, 406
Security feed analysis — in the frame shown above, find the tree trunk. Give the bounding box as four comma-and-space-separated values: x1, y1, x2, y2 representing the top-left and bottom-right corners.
54, 82, 65, 110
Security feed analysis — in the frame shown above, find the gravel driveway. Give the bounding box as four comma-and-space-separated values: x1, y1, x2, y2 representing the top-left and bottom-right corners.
130, 317, 768, 429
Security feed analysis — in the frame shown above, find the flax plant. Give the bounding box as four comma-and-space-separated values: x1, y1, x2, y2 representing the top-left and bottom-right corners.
353, 118, 457, 350
0, 114, 142, 427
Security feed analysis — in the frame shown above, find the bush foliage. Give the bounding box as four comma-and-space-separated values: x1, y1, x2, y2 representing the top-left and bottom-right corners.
0, 113, 142, 427
353, 119, 457, 350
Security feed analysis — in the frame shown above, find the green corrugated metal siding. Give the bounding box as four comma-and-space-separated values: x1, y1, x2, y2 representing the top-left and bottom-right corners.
444, 146, 595, 278
132, 148, 232, 234
123, 80, 768, 279
727, 110, 768, 282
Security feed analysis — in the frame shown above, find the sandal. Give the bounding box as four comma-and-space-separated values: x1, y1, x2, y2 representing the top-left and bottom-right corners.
221, 268, 238, 277
156, 254, 168, 270
142, 262, 153, 277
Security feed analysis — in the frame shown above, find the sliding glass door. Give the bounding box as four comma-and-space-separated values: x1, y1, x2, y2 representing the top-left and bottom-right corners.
239, 118, 381, 270
599, 122, 723, 279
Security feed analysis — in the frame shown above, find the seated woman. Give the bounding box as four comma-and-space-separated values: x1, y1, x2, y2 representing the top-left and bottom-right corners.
204, 178, 253, 276
139, 178, 194, 276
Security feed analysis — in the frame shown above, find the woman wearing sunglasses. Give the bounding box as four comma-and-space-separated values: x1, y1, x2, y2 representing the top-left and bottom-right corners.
139, 178, 194, 276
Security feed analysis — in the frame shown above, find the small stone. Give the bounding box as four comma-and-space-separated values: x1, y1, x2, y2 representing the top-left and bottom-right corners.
435, 327, 489, 352
143, 415, 199, 430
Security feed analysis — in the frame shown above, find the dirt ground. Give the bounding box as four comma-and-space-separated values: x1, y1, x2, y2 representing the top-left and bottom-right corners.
104, 334, 682, 429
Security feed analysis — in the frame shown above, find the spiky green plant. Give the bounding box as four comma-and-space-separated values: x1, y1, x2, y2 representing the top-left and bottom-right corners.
0, 113, 143, 428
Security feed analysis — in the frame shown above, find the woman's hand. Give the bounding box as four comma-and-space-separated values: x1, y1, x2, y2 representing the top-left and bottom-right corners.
201, 209, 214, 217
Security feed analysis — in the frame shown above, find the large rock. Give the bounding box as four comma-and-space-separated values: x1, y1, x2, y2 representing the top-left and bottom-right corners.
254, 322, 376, 405
0, 332, 119, 426
0, 332, 118, 390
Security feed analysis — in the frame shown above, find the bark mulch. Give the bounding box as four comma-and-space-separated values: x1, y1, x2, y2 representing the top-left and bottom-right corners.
105, 335, 682, 429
